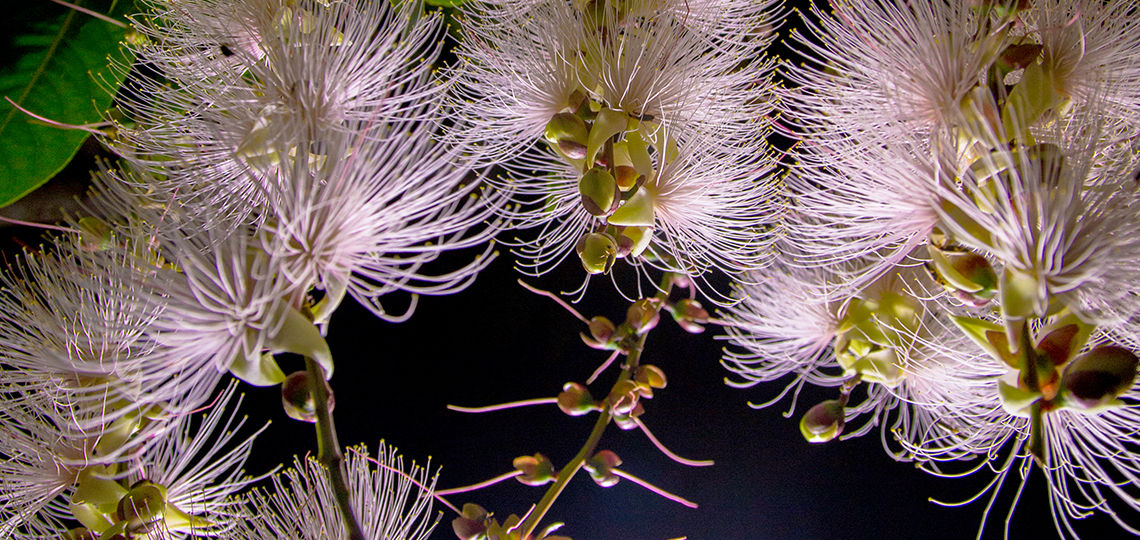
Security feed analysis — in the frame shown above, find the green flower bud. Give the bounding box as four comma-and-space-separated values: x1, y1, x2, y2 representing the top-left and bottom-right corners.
558, 139, 588, 160
614, 165, 641, 191
545, 112, 589, 145
1060, 346, 1139, 410
581, 316, 617, 349
625, 298, 660, 335
927, 245, 997, 306
579, 167, 619, 216
513, 454, 556, 486
584, 450, 622, 487
671, 299, 709, 333
800, 400, 845, 443
576, 233, 618, 274
557, 382, 597, 416
634, 365, 666, 389
452, 503, 489, 540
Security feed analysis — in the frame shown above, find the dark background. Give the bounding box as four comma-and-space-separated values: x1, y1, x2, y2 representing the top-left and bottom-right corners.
239, 252, 1104, 540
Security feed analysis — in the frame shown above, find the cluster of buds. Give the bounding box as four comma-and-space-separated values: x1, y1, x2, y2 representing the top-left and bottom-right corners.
548, 94, 667, 275
608, 365, 667, 429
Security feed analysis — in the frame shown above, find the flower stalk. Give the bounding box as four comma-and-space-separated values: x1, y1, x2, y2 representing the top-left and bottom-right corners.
306, 357, 366, 540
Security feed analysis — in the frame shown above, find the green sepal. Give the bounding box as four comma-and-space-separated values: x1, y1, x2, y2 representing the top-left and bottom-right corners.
310, 272, 348, 326
607, 186, 655, 227
621, 130, 654, 180
585, 108, 628, 166
997, 377, 1041, 418
269, 307, 335, 378
950, 315, 1018, 367
1001, 61, 1061, 141
937, 196, 993, 249
229, 350, 287, 387
163, 501, 214, 533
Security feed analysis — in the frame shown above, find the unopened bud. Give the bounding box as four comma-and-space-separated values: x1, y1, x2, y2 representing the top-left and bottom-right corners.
584, 450, 622, 487
671, 299, 709, 333
64, 528, 98, 540
1060, 346, 1139, 410
626, 298, 660, 335
576, 233, 618, 275
557, 382, 597, 416
928, 246, 997, 306
281, 371, 334, 423
614, 165, 640, 191
545, 113, 589, 145
800, 400, 845, 443
579, 168, 618, 216
452, 504, 489, 540
558, 139, 588, 159
635, 365, 666, 389
615, 225, 653, 258
513, 454, 555, 486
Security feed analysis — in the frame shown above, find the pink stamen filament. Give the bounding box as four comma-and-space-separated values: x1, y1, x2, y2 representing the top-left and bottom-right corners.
518, 279, 590, 324
364, 454, 463, 516
434, 470, 523, 497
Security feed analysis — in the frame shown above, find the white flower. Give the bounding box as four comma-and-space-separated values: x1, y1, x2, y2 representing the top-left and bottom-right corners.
448, 0, 778, 166
1026, 0, 1140, 133
938, 104, 1140, 324
783, 0, 998, 144
263, 111, 503, 324
236, 443, 438, 540
112, 0, 451, 230
0, 382, 263, 539
723, 253, 1006, 456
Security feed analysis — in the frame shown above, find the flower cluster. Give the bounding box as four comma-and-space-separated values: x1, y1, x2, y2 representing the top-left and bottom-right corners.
2, 0, 493, 537
447, 0, 783, 289
725, 1, 1140, 538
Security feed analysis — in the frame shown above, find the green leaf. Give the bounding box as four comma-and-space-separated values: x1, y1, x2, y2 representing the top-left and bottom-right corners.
0, 0, 136, 208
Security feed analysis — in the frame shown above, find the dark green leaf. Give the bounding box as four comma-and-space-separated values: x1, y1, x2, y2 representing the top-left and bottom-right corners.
0, 0, 136, 208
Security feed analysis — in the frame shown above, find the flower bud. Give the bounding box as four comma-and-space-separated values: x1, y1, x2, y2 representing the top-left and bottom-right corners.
927, 245, 997, 306
545, 113, 589, 145
452, 503, 489, 540
799, 400, 845, 443
614, 225, 653, 258
614, 165, 640, 191
671, 299, 709, 333
578, 167, 618, 216
625, 298, 660, 335
576, 233, 618, 274
584, 450, 622, 487
635, 365, 666, 389
558, 139, 588, 160
580, 316, 616, 349
1060, 346, 1139, 410
557, 382, 597, 416
281, 371, 334, 423
513, 454, 556, 486
64, 528, 98, 540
